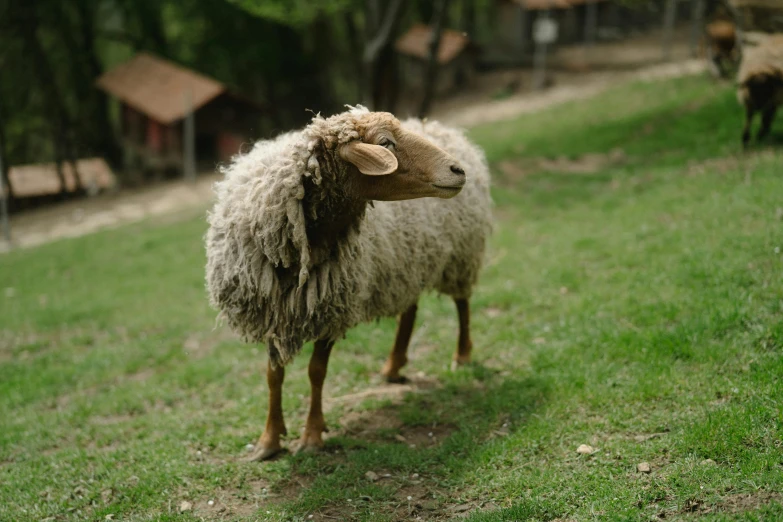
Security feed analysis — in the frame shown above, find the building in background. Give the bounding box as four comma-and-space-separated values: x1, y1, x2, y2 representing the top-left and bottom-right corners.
2, 158, 115, 211
97, 53, 265, 180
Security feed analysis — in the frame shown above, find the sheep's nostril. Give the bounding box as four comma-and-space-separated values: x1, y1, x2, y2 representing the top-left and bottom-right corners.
450, 165, 465, 175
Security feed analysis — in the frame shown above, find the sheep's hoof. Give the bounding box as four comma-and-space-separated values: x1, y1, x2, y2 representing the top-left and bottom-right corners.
450, 357, 471, 372
242, 444, 286, 462
384, 374, 409, 384
294, 437, 325, 455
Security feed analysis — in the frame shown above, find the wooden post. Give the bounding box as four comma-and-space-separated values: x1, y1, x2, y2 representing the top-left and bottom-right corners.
183, 88, 196, 183
662, 0, 677, 61
0, 148, 10, 244
533, 9, 555, 90
690, 0, 706, 58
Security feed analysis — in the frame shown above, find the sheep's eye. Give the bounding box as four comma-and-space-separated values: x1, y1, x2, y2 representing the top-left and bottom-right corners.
378, 138, 395, 150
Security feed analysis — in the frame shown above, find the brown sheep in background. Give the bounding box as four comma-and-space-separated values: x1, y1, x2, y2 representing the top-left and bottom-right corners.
705, 19, 739, 78
737, 34, 783, 147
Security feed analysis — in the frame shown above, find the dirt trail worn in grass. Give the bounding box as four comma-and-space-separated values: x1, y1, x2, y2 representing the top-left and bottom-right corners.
3, 59, 706, 253
2, 74, 782, 521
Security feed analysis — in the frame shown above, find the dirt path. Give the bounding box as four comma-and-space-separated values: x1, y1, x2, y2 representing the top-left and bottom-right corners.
2, 56, 707, 253
2, 174, 219, 251
435, 59, 706, 128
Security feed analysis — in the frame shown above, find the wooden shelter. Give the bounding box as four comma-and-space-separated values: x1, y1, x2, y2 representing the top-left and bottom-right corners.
3, 158, 115, 199
97, 53, 264, 178
395, 24, 476, 95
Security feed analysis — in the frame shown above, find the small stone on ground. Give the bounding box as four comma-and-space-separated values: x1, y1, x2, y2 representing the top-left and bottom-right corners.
637, 462, 651, 473
577, 444, 595, 454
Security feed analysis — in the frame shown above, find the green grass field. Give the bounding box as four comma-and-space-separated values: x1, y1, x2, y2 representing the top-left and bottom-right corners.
2, 74, 782, 521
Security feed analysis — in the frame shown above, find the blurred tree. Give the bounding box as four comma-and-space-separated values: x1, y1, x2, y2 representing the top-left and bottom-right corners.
0, 103, 11, 199
12, 0, 82, 194
53, 1, 121, 166
418, 0, 450, 118
0, 0, 449, 199
461, 0, 475, 36
363, 0, 406, 111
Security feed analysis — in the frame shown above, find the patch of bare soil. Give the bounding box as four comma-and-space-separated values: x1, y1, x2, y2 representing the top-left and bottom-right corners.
718, 492, 783, 513
2, 39, 708, 254
687, 149, 780, 177
178, 477, 277, 520
336, 396, 456, 450
437, 59, 706, 129
2, 172, 219, 252
182, 326, 241, 360
680, 491, 783, 516
498, 148, 627, 180
325, 372, 441, 413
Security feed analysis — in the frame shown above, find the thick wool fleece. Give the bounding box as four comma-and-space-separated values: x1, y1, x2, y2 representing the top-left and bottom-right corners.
205, 107, 492, 367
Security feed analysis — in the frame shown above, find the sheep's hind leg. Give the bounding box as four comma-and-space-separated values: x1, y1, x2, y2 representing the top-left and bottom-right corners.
451, 298, 473, 370
297, 339, 334, 453
758, 106, 777, 142
245, 360, 287, 462
381, 303, 418, 383
743, 106, 756, 148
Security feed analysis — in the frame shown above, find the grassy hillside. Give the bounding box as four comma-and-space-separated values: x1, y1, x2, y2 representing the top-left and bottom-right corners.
1, 74, 782, 521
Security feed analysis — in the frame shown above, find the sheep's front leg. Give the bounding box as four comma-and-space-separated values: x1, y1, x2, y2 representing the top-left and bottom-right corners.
297, 339, 334, 453
451, 298, 473, 370
245, 360, 287, 462
381, 303, 418, 383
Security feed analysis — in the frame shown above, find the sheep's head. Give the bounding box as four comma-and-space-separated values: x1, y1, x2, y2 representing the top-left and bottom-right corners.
338, 111, 466, 201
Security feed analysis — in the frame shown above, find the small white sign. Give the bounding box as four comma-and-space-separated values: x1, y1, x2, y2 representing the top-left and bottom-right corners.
533, 18, 559, 45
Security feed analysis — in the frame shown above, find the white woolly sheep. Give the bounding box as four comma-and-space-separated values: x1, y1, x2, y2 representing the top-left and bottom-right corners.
205, 106, 492, 460
737, 34, 783, 147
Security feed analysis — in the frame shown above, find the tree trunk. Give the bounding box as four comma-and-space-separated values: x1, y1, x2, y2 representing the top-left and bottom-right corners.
662, 0, 677, 61
362, 0, 406, 110
74, 2, 122, 167
311, 14, 338, 112
16, 0, 81, 194
690, 0, 706, 58
0, 104, 12, 200
418, 0, 450, 118
133, 0, 169, 56
344, 10, 364, 101
462, 0, 475, 36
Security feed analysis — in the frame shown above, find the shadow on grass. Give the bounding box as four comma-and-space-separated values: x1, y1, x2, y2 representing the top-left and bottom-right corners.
264, 363, 555, 520
746, 130, 783, 149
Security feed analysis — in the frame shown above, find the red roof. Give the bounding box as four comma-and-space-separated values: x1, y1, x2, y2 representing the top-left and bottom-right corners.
395, 24, 471, 64
96, 53, 225, 124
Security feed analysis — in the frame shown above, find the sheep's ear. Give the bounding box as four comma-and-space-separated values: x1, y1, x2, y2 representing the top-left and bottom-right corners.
339, 141, 398, 176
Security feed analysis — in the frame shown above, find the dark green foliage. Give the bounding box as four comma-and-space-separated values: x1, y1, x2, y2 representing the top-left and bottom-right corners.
0, 0, 372, 189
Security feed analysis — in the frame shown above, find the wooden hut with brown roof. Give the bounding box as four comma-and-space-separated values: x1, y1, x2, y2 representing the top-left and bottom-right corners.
97, 52, 264, 178
395, 24, 477, 96
4, 158, 115, 199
